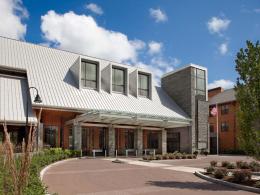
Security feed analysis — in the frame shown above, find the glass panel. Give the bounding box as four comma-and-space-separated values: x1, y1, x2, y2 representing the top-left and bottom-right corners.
197, 78, 205, 91
85, 62, 97, 81
112, 67, 125, 93
138, 73, 149, 97
44, 126, 58, 148
81, 61, 97, 88
125, 130, 134, 149
196, 69, 205, 79
147, 132, 158, 149
81, 61, 86, 79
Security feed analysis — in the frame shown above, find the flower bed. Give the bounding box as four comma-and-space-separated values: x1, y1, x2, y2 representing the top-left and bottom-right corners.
0, 148, 81, 195
142, 152, 197, 161
203, 160, 260, 189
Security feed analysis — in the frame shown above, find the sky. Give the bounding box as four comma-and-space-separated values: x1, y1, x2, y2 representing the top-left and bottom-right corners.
0, 0, 259, 88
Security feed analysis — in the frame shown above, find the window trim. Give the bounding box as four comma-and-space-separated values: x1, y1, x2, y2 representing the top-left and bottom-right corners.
81, 59, 99, 90
138, 72, 150, 98
112, 66, 126, 94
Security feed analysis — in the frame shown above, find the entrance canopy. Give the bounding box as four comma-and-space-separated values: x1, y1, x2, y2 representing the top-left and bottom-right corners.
66, 109, 191, 129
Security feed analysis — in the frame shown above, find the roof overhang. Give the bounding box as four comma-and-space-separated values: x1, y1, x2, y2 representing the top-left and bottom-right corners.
65, 109, 191, 128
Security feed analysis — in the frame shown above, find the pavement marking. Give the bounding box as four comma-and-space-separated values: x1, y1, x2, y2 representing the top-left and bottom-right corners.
103, 158, 205, 173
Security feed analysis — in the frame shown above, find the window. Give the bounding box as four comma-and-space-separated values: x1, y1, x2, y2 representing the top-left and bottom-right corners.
221, 122, 229, 132
210, 125, 214, 133
138, 73, 150, 98
125, 130, 134, 149
195, 68, 206, 96
112, 67, 125, 93
81, 61, 98, 89
147, 131, 159, 149
221, 104, 229, 115
44, 126, 58, 148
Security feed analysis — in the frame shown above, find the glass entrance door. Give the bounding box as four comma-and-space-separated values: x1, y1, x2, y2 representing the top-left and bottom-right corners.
167, 132, 180, 152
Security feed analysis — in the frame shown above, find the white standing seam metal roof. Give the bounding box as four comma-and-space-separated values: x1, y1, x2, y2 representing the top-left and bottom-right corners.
0, 36, 191, 124
0, 75, 37, 124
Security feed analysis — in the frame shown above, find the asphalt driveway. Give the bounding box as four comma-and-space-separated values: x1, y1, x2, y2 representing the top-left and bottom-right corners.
42, 156, 257, 195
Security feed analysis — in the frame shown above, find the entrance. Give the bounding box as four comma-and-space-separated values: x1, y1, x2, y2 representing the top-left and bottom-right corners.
167, 132, 180, 152
210, 137, 217, 154
115, 129, 135, 155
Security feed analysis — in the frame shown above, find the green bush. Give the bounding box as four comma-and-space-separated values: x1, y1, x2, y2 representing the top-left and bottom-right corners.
221, 161, 230, 167
254, 181, 260, 188
175, 153, 182, 159
240, 162, 250, 169
205, 166, 215, 173
187, 154, 193, 159
155, 155, 163, 160
210, 160, 217, 167
0, 148, 78, 194
192, 154, 197, 159
193, 151, 198, 156
162, 154, 169, 160
249, 161, 260, 172
233, 170, 252, 183
168, 153, 175, 159
227, 163, 235, 169
214, 168, 227, 179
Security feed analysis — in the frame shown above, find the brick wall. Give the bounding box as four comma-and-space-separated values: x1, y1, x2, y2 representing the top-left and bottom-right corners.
209, 101, 239, 152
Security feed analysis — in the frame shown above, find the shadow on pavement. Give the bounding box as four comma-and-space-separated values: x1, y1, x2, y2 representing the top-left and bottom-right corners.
146, 181, 238, 191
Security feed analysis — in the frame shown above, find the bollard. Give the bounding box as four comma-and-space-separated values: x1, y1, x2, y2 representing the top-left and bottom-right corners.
136, 150, 138, 157
115, 150, 118, 159
153, 149, 155, 157
145, 149, 147, 156
93, 150, 95, 158
126, 150, 128, 157
80, 149, 82, 158
104, 150, 107, 157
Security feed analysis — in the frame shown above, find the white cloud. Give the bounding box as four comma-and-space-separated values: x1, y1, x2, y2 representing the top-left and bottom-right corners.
207, 17, 230, 35
208, 79, 235, 90
219, 42, 228, 55
254, 8, 260, 13
41, 11, 144, 63
149, 8, 167, 23
0, 0, 28, 40
85, 3, 103, 15
148, 41, 162, 54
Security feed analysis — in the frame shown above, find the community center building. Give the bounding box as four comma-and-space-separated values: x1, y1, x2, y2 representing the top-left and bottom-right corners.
0, 36, 209, 156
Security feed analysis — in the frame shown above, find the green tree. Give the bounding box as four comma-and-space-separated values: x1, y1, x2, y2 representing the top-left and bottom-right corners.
235, 40, 260, 158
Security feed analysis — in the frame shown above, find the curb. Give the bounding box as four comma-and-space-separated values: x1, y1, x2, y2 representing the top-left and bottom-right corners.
194, 171, 260, 194
40, 158, 78, 180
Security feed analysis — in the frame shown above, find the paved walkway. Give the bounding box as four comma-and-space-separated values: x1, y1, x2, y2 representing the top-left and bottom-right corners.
42, 156, 258, 195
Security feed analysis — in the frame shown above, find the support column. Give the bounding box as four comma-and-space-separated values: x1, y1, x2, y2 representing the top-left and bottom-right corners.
161, 129, 167, 154
73, 123, 82, 150
108, 125, 115, 156
37, 123, 44, 150
135, 127, 143, 156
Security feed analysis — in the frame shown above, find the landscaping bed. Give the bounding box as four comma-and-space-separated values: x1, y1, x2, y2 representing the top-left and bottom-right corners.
199, 160, 260, 191
0, 148, 81, 195
142, 151, 198, 161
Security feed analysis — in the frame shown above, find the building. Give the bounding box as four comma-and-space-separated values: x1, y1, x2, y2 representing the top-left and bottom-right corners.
208, 87, 239, 154
0, 36, 209, 155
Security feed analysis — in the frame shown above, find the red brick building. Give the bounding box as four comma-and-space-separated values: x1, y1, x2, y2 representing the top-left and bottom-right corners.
208, 87, 240, 154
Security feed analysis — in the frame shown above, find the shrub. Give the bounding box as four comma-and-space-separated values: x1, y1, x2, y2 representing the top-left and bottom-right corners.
162, 154, 169, 160
175, 153, 182, 159
168, 153, 175, 159
214, 168, 227, 179
240, 162, 250, 169
187, 154, 193, 159
227, 163, 235, 169
254, 181, 260, 188
143, 156, 148, 160
148, 155, 155, 161
193, 151, 198, 156
249, 161, 260, 172
210, 160, 217, 167
155, 155, 162, 160
192, 154, 197, 159
181, 154, 187, 159
205, 166, 215, 173
204, 151, 209, 156
221, 161, 230, 167
236, 161, 243, 168
233, 170, 252, 183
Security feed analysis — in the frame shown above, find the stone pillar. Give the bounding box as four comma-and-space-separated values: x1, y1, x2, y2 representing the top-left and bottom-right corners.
108, 125, 115, 156
135, 127, 143, 156
161, 129, 167, 154
73, 123, 82, 150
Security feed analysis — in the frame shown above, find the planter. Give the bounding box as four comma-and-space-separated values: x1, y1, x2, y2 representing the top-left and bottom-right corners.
195, 171, 260, 194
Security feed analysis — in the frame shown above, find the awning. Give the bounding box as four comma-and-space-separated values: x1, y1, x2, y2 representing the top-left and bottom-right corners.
66, 109, 191, 128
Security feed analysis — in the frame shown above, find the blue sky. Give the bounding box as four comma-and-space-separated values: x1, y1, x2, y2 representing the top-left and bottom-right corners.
1, 0, 260, 88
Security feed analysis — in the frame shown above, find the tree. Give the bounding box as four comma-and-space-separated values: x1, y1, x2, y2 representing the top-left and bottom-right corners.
235, 40, 260, 158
